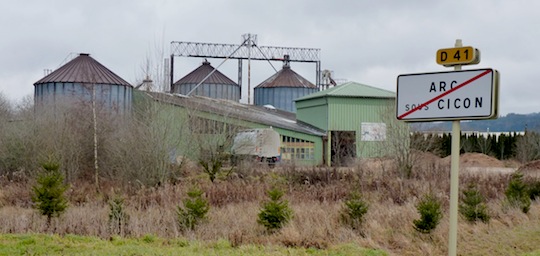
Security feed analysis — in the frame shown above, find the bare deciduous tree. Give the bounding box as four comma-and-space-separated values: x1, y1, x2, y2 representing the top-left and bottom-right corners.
33, 97, 113, 183
515, 131, 540, 163
0, 93, 35, 178
187, 109, 242, 182
477, 135, 492, 155
0, 92, 12, 122
460, 134, 475, 153
377, 102, 412, 178
136, 34, 169, 92
105, 93, 188, 186
377, 102, 440, 179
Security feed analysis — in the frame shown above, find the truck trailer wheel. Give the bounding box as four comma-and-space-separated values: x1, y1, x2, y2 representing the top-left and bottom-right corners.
268, 157, 277, 168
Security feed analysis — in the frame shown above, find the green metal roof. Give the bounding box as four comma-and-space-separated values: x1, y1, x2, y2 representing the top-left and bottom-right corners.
295, 81, 395, 101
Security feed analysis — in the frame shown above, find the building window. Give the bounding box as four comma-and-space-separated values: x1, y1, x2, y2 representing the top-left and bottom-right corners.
189, 116, 242, 135
281, 136, 315, 161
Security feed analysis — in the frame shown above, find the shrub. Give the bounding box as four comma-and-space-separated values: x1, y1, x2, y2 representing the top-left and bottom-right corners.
340, 192, 369, 230
199, 158, 223, 183
176, 187, 209, 231
257, 188, 292, 232
32, 160, 69, 228
413, 194, 442, 234
459, 184, 490, 223
142, 234, 157, 243
527, 180, 540, 201
505, 172, 531, 213
198, 148, 232, 183
108, 196, 130, 236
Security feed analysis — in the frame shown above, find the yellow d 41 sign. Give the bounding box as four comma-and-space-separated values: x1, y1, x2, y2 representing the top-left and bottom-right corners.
436, 46, 480, 66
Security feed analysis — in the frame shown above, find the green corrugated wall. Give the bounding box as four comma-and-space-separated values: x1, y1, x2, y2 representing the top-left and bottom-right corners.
295, 97, 328, 131
327, 97, 390, 130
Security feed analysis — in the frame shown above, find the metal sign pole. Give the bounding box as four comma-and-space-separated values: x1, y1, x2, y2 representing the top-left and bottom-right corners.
397, 38, 497, 255
448, 39, 462, 256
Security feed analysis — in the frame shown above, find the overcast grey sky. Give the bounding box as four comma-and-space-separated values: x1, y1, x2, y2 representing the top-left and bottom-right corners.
1, 0, 538, 115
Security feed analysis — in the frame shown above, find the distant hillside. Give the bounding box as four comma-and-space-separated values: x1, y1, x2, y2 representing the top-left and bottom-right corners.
411, 112, 540, 132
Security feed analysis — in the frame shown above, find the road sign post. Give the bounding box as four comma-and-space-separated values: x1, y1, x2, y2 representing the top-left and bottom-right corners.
448, 40, 463, 256
396, 39, 499, 256
396, 68, 498, 121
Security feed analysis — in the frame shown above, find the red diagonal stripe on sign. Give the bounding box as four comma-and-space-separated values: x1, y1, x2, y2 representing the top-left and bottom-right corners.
398, 69, 492, 120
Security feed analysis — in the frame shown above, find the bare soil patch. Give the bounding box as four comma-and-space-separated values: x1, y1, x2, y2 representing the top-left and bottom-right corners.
441, 153, 506, 168
517, 160, 540, 178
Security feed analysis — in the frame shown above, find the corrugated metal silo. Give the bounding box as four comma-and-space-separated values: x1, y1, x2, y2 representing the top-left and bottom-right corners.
254, 59, 317, 113
33, 53, 133, 114
172, 60, 240, 101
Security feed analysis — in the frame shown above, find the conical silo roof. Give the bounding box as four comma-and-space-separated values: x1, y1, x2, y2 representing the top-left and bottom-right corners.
34, 53, 131, 86
174, 60, 237, 85
255, 65, 316, 89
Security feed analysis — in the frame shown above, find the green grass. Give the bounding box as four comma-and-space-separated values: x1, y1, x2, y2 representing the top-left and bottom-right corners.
0, 234, 387, 256
459, 216, 540, 256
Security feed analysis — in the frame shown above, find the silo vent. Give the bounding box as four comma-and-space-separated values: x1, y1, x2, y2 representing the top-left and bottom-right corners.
283, 54, 290, 68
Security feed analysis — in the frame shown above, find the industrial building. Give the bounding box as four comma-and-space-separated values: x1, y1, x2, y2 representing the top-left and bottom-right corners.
33, 44, 398, 167
136, 77, 397, 166
296, 81, 396, 165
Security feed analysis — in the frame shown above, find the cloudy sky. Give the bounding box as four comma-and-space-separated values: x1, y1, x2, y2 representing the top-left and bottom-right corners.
1, 0, 538, 115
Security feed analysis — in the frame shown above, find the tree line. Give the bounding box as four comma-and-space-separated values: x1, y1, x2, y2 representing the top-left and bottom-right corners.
412, 130, 540, 162
412, 112, 540, 132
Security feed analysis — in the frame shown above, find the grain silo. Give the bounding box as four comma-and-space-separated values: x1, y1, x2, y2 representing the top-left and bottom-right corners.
172, 60, 240, 101
254, 56, 317, 113
34, 53, 133, 114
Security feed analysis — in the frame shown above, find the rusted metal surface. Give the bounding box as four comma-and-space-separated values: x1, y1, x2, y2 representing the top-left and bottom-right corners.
255, 66, 316, 89
173, 60, 238, 85
34, 53, 131, 86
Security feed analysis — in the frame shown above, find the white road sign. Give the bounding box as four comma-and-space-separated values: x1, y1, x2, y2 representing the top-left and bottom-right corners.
396, 68, 499, 121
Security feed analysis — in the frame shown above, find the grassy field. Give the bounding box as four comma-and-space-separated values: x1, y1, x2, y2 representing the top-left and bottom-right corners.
0, 233, 386, 256
1, 159, 540, 255
1, 226, 539, 256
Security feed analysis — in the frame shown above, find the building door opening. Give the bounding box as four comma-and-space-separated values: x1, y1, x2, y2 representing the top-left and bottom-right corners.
331, 131, 356, 166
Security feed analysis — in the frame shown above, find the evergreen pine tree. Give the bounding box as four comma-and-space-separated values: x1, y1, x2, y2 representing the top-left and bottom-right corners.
258, 188, 293, 232
460, 184, 490, 223
413, 194, 442, 234
108, 196, 130, 236
505, 172, 531, 213
340, 192, 369, 230
176, 187, 209, 231
31, 160, 69, 229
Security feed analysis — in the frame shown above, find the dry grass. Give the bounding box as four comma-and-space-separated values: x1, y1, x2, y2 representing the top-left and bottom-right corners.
0, 161, 539, 255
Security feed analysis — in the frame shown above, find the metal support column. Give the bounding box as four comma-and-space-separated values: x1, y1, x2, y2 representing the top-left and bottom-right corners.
327, 130, 332, 167
238, 59, 243, 97
316, 61, 321, 90
169, 54, 175, 93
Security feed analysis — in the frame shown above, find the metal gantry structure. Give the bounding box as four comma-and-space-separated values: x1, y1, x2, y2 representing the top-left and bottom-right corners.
169, 34, 321, 103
